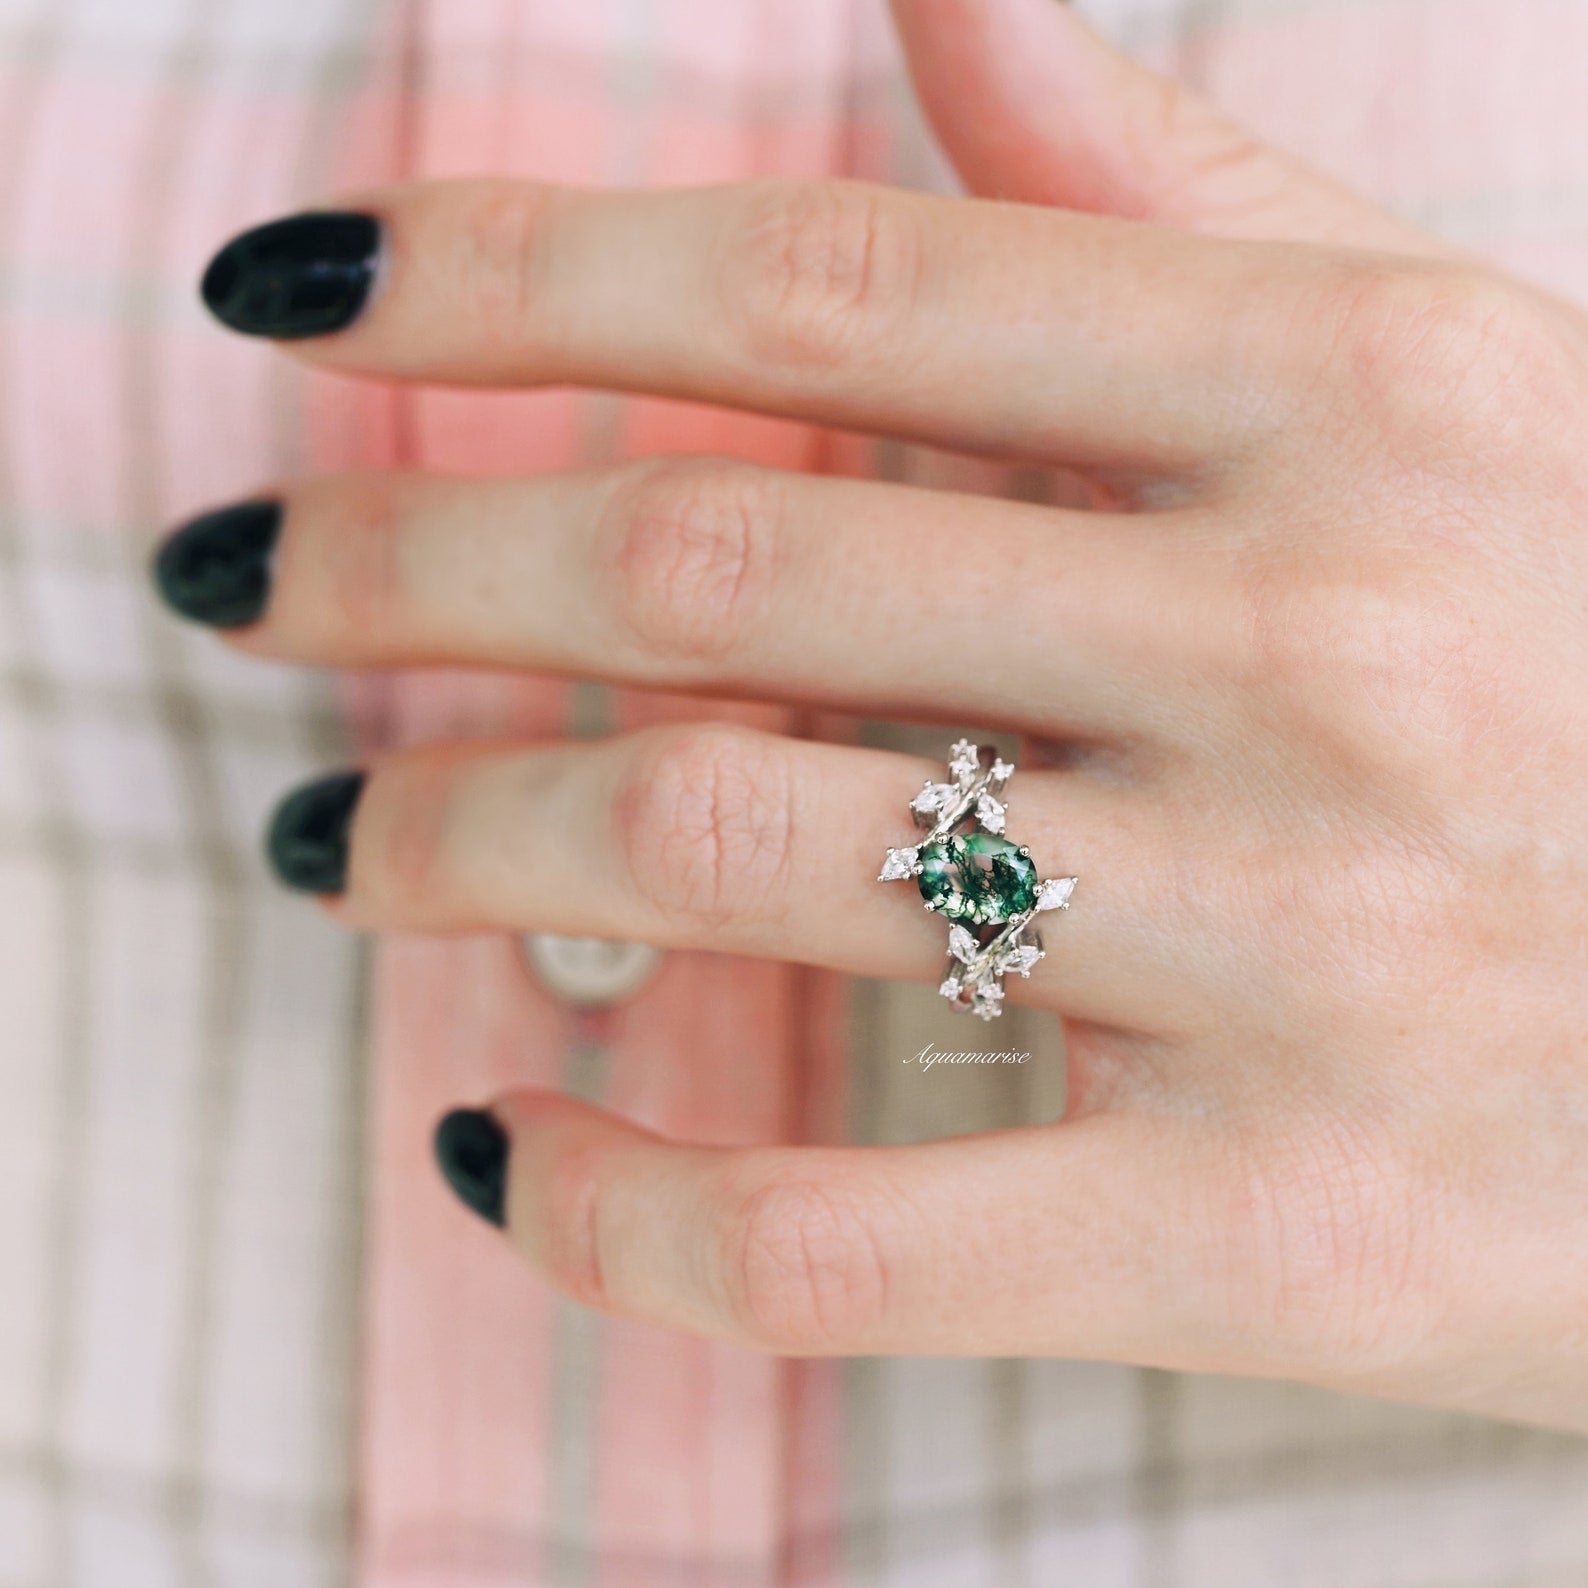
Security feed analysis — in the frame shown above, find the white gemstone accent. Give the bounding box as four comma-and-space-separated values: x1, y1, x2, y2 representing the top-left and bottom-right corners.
975, 792, 1007, 834
947, 924, 979, 964
998, 943, 1044, 978
911, 781, 958, 818
990, 758, 1015, 784
878, 846, 920, 882
938, 975, 963, 1000
970, 984, 1005, 1020
1035, 875, 1078, 912
949, 739, 979, 781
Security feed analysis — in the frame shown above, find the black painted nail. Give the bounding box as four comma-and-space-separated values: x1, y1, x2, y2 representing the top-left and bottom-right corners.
266, 770, 365, 894
151, 499, 281, 629
200, 211, 380, 339
434, 1109, 509, 1228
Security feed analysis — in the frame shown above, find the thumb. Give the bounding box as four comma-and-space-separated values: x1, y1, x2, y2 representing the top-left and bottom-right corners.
890, 0, 1448, 254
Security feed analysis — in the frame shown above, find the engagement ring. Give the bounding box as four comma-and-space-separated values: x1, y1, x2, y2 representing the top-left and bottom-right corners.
878, 740, 1077, 1020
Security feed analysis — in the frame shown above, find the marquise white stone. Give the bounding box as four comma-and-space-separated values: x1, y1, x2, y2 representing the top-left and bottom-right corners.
878, 846, 920, 882
975, 792, 1007, 834
969, 983, 1006, 1020
911, 781, 959, 818
998, 943, 1044, 978
1034, 875, 1078, 912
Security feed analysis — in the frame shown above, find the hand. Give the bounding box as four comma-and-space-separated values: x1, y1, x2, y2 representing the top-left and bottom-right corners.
155, 0, 1588, 1428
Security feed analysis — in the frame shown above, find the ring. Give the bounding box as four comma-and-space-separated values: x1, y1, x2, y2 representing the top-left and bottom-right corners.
878, 740, 1078, 1020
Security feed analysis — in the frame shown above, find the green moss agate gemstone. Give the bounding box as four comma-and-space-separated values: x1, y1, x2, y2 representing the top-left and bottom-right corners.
916, 832, 1038, 926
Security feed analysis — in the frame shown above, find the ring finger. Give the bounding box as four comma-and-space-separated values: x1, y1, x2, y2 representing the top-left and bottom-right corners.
270, 723, 1218, 1035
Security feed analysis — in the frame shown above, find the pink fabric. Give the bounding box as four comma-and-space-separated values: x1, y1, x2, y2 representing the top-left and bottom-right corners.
323, 3, 889, 1582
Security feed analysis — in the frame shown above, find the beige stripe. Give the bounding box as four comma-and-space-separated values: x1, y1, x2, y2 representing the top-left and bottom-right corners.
983, 1004, 1057, 1588
1103, 0, 1429, 54
984, 1360, 1034, 1588
1405, 181, 1588, 242
547, 1037, 612, 1588
1133, 1369, 1184, 1586
540, 0, 671, 1563
0, 7, 103, 1584
840, 978, 892, 1588
0, 663, 347, 751
275, 0, 391, 1564
112, 5, 265, 1581
789, 1393, 1588, 1567
0, 1436, 348, 1538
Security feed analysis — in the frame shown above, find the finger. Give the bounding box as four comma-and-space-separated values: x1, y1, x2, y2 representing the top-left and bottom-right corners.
273, 725, 1210, 1035
433, 1092, 1237, 1361
205, 177, 1337, 476
211, 459, 1232, 743
890, 0, 1454, 256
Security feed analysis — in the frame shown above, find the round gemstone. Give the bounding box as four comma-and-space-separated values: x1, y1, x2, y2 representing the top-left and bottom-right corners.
916, 832, 1038, 926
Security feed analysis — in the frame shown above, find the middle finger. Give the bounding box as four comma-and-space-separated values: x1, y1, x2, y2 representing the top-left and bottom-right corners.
192, 459, 1236, 743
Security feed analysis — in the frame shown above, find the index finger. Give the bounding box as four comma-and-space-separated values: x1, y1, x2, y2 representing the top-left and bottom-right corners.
202, 178, 1327, 478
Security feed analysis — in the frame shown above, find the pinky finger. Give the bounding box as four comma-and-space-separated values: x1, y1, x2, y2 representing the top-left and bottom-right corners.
433, 1090, 1238, 1362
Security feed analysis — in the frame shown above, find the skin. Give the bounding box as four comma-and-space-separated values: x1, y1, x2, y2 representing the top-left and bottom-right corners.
215, 0, 1588, 1426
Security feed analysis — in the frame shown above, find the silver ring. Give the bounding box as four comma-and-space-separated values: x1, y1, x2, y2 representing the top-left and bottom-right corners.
878, 740, 1077, 1020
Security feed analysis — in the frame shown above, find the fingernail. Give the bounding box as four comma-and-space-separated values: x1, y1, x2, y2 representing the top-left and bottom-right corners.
265, 770, 365, 894
151, 499, 281, 628
200, 210, 381, 339
434, 1109, 509, 1227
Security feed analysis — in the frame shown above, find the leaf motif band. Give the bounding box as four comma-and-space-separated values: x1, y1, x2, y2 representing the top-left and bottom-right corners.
878, 740, 1077, 1020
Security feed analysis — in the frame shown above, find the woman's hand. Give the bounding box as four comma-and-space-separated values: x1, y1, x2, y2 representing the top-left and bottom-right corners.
154, 0, 1588, 1428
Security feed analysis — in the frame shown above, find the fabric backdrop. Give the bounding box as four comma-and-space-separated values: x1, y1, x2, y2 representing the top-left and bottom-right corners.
3, 0, 1588, 1585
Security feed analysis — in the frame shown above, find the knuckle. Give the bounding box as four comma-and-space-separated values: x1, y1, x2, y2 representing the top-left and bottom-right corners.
354, 749, 459, 918
1323, 261, 1579, 445
287, 472, 412, 650
537, 1137, 616, 1309
717, 1169, 890, 1352
719, 180, 921, 373
451, 180, 559, 343
614, 725, 798, 938
1241, 559, 1505, 770
1236, 823, 1458, 1027
1227, 1121, 1443, 1381
605, 457, 776, 669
